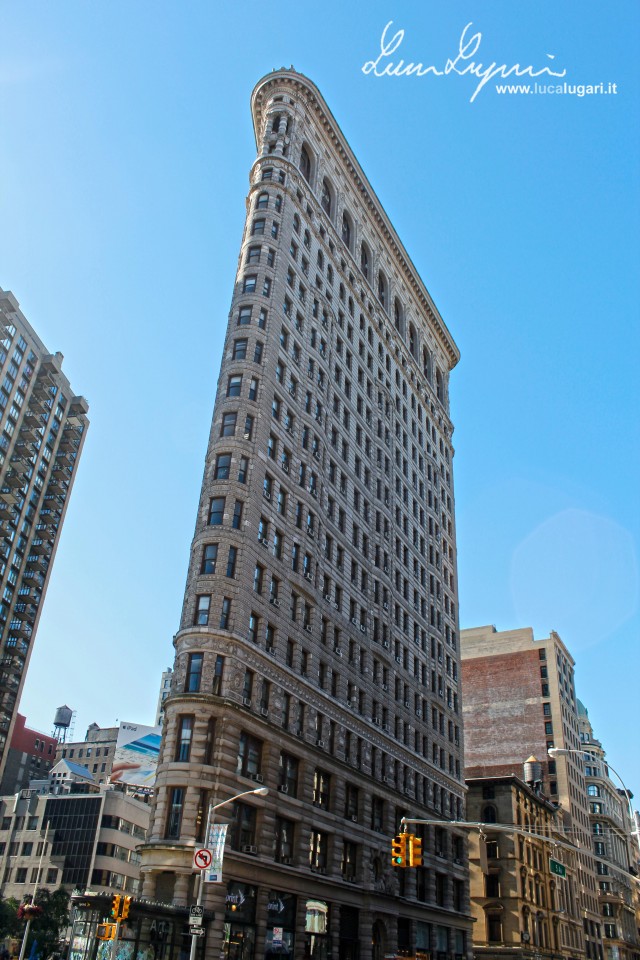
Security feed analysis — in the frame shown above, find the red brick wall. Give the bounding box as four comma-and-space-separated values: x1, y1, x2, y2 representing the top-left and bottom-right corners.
462, 650, 548, 777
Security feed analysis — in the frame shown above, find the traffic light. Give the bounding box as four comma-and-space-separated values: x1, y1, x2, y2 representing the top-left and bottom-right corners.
96, 924, 117, 941
408, 834, 423, 867
391, 833, 408, 867
121, 896, 131, 920
111, 895, 121, 919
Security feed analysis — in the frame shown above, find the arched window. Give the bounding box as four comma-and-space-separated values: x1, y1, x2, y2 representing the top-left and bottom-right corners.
300, 146, 312, 182
408, 322, 418, 360
321, 179, 333, 217
317, 250, 324, 270
360, 243, 370, 280
293, 214, 300, 234
271, 114, 281, 134
587, 784, 600, 797
422, 346, 431, 381
482, 804, 497, 823
256, 192, 269, 210
393, 297, 403, 333
378, 272, 386, 308
436, 368, 444, 403
342, 212, 352, 250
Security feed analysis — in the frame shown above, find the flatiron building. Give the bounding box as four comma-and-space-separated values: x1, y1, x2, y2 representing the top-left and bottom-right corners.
141, 70, 470, 960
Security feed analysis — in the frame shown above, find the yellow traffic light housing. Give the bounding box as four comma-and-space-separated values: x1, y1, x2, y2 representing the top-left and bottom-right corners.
121, 896, 131, 920
408, 834, 423, 867
96, 923, 117, 941
111, 895, 121, 919
391, 833, 408, 867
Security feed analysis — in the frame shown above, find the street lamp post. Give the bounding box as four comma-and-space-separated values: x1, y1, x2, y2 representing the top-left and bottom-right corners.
188, 787, 268, 960
18, 821, 50, 960
547, 747, 638, 842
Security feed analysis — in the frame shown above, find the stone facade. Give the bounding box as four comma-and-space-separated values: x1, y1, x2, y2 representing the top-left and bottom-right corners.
140, 69, 470, 960
467, 774, 585, 960
0, 290, 89, 781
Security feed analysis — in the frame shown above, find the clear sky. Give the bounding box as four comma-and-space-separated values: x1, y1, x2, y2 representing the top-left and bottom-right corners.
1, 1, 638, 800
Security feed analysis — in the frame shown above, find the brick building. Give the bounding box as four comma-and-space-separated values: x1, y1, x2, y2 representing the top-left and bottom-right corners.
461, 625, 603, 960
0, 712, 57, 794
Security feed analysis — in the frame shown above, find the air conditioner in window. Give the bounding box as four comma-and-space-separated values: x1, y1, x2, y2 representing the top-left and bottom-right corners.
382, 722, 389, 731
263, 491, 271, 500
382, 640, 389, 649
351, 618, 358, 626
260, 538, 269, 547
350, 815, 358, 823
285, 424, 293, 434
250, 773, 264, 783
381, 683, 388, 691
383, 565, 389, 574
404, 700, 410, 708
334, 648, 342, 657
280, 856, 293, 865
373, 718, 381, 726
242, 697, 252, 707
310, 488, 317, 499
306, 529, 314, 538
383, 602, 389, 611
277, 784, 288, 794
346, 875, 356, 883
381, 776, 388, 783
316, 739, 325, 748
313, 450, 320, 460
333, 602, 340, 609
269, 597, 280, 607
282, 463, 289, 473
260, 708, 269, 717
324, 594, 332, 602
360, 625, 366, 634
242, 844, 258, 855
305, 572, 313, 582
304, 625, 312, 633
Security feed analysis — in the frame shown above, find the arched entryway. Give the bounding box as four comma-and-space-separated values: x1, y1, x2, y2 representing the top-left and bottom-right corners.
372, 920, 387, 960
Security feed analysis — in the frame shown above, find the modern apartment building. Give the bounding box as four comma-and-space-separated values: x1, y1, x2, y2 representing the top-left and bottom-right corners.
140, 69, 470, 960
576, 701, 640, 960
0, 778, 149, 899
461, 625, 603, 960
0, 289, 88, 779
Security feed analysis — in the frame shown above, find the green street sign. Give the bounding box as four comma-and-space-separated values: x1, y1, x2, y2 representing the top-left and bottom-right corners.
549, 858, 566, 878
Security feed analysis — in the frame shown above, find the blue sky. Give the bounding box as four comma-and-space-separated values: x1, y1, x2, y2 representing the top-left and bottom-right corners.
1, 1, 638, 799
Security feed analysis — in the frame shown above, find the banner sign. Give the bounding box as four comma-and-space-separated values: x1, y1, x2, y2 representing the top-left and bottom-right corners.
204, 823, 228, 883
110, 722, 162, 788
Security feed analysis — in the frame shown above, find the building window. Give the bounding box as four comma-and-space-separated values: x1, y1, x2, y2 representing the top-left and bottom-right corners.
300, 146, 311, 182
215, 453, 232, 480
274, 817, 295, 862
252, 218, 266, 235
221, 412, 237, 437
486, 914, 502, 943
232, 500, 244, 529
309, 830, 328, 869
212, 656, 224, 696
341, 841, 357, 879
232, 338, 248, 361
220, 597, 232, 630
195, 595, 211, 625
313, 769, 330, 808
185, 653, 203, 692
201, 544, 218, 574
175, 717, 194, 762
238, 457, 249, 484
15, 868, 27, 884
279, 752, 299, 797
238, 305, 253, 324
256, 192, 269, 210
231, 802, 257, 850
226, 546, 238, 578
237, 732, 263, 778
227, 375, 242, 397
165, 787, 185, 839
209, 497, 225, 525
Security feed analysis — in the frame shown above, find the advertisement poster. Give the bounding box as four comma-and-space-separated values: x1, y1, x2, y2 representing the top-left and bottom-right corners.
110, 721, 162, 788
204, 823, 229, 884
